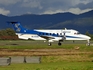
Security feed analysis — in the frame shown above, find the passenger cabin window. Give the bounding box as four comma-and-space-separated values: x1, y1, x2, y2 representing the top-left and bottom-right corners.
60, 33, 62, 36
57, 33, 59, 36
46, 33, 48, 35
42, 33, 44, 35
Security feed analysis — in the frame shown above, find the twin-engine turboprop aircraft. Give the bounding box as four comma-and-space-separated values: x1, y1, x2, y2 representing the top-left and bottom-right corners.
8, 22, 91, 46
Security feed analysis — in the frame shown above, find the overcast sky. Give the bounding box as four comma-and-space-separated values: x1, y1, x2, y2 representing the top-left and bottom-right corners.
0, 0, 93, 16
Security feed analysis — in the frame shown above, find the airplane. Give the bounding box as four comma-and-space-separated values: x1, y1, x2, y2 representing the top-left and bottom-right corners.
8, 22, 91, 46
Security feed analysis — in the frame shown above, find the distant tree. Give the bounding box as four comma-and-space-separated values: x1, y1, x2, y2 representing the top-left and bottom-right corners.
85, 31, 90, 36
6, 28, 16, 36
0, 29, 7, 36
0, 28, 18, 40
85, 31, 93, 40
90, 34, 93, 40
0, 28, 16, 36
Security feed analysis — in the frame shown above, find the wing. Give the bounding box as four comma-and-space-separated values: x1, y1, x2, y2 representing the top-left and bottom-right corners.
40, 35, 55, 40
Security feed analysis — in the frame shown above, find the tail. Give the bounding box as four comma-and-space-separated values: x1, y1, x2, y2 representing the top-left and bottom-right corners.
8, 22, 26, 33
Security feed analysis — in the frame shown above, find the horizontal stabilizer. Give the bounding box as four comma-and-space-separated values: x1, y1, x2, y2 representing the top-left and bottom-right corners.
7, 22, 19, 24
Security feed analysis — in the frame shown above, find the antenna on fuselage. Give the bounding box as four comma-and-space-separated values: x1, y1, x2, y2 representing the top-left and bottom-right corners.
65, 28, 67, 30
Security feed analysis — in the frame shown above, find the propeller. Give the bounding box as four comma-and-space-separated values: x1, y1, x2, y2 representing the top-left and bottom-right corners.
62, 32, 66, 40
59, 31, 66, 42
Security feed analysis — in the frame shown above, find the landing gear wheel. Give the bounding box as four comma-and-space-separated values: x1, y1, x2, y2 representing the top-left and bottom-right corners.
86, 40, 90, 46
48, 43, 51, 46
86, 43, 90, 46
58, 42, 61, 46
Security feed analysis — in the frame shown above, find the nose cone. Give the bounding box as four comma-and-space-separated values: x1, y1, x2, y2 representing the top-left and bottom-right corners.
86, 35, 91, 40
81, 34, 91, 40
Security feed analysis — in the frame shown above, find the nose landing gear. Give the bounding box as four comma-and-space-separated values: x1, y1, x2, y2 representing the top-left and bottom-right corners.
86, 40, 90, 46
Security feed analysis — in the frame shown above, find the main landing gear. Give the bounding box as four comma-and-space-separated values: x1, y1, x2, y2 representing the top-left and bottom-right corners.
48, 42, 52, 46
48, 41, 62, 46
58, 41, 62, 46
58, 40, 63, 46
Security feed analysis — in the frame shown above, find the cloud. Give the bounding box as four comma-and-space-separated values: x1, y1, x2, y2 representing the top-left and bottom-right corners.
0, 0, 21, 5
43, 8, 92, 15
21, 0, 42, 9
76, 1, 93, 10
68, 8, 92, 14
0, 0, 93, 16
0, 8, 10, 15
41, 0, 93, 15
43, 10, 65, 14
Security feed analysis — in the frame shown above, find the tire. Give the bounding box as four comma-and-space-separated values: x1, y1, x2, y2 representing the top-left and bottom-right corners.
58, 42, 61, 46
48, 43, 51, 46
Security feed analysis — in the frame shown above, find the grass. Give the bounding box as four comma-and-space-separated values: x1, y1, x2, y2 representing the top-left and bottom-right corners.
0, 40, 93, 56
0, 40, 93, 70
0, 40, 93, 51
0, 62, 93, 70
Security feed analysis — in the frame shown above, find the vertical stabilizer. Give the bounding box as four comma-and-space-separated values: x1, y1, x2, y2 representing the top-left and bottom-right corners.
8, 22, 26, 33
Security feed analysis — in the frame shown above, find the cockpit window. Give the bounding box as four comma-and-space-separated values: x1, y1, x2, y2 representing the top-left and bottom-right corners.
74, 32, 80, 35
77, 32, 80, 34
74, 33, 77, 34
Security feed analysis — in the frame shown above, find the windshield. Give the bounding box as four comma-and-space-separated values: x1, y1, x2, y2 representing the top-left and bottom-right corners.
74, 32, 80, 35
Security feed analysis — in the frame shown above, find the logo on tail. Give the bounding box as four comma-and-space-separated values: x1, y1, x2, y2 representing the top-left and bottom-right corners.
7, 22, 22, 32
15, 23, 21, 32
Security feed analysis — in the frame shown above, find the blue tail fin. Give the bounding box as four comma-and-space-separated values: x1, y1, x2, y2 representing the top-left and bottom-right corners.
8, 22, 26, 33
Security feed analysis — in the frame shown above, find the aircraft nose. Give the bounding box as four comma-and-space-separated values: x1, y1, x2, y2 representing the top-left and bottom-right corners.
82, 34, 91, 40
86, 36, 91, 39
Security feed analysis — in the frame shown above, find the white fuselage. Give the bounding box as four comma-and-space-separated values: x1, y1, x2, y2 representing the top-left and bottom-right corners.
16, 29, 91, 41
